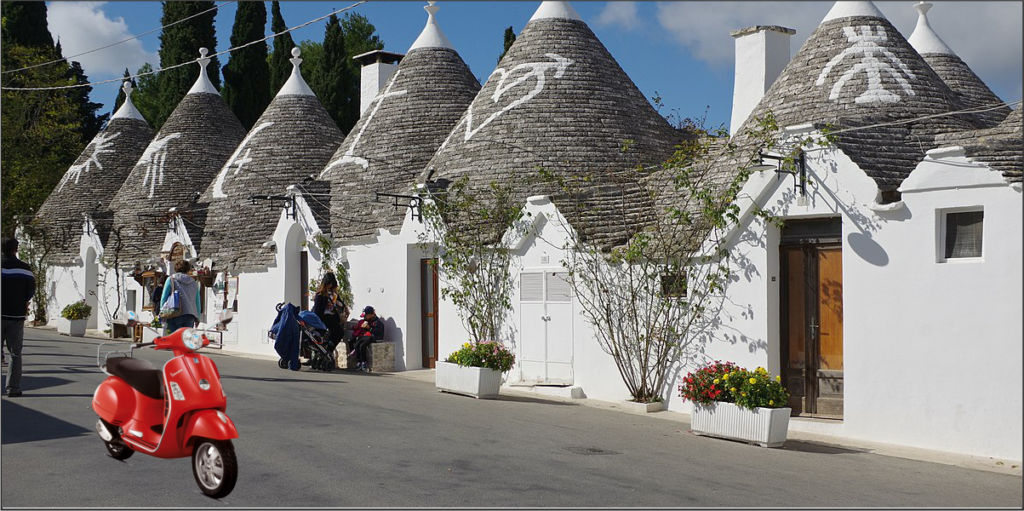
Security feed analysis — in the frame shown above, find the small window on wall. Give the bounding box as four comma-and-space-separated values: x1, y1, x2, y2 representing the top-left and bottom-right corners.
126, 290, 137, 312
942, 209, 984, 260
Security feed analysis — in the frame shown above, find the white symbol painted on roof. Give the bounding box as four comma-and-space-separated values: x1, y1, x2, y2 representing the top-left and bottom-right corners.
439, 53, 573, 151
815, 26, 915, 104
321, 70, 408, 177
213, 122, 275, 198
57, 131, 121, 192
139, 132, 182, 199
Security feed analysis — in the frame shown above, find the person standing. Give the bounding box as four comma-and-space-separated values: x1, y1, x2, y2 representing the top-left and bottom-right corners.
2, 238, 36, 397
160, 260, 202, 335
351, 306, 384, 372
312, 272, 349, 351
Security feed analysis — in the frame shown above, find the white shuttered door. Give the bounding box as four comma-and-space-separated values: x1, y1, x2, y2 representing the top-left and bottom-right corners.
518, 271, 574, 385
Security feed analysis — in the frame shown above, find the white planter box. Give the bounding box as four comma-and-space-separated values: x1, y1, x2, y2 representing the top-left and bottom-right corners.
436, 361, 502, 399
621, 400, 665, 413
142, 327, 161, 343
57, 318, 87, 337
691, 401, 791, 448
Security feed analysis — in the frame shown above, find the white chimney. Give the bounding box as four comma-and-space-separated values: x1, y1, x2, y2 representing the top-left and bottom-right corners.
352, 50, 404, 116
730, 25, 795, 137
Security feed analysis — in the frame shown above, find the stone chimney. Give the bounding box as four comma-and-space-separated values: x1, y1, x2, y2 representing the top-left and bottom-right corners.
352, 50, 404, 116
730, 25, 795, 136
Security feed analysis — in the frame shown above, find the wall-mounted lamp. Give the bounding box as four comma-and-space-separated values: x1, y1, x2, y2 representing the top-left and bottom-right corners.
751, 150, 808, 204
262, 240, 277, 252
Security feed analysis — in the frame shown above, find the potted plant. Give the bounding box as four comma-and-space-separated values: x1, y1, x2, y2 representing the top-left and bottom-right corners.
679, 361, 792, 448
436, 341, 515, 399
58, 300, 92, 337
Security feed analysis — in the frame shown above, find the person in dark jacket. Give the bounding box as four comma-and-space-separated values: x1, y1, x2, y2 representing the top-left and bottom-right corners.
2, 238, 36, 397
312, 272, 349, 349
351, 306, 384, 372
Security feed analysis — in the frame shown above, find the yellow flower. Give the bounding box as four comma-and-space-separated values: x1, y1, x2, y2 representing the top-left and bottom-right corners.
776, 375, 782, 382
713, 379, 719, 384
723, 373, 729, 381
749, 378, 757, 384
730, 387, 736, 392
741, 392, 746, 396
757, 367, 767, 374
769, 400, 774, 406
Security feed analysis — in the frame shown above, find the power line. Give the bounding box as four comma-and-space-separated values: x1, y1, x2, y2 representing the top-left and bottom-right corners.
1, 0, 369, 91
824, 99, 1022, 136
1, 1, 236, 75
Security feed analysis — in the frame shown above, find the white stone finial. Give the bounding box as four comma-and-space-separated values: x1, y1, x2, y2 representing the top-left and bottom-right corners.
529, 1, 582, 22
188, 46, 219, 95
409, 1, 454, 51
821, 1, 885, 22
112, 80, 145, 120
278, 46, 314, 96
907, 1, 955, 55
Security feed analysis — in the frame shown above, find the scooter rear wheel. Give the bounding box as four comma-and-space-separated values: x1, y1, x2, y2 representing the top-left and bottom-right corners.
192, 438, 237, 499
105, 440, 134, 460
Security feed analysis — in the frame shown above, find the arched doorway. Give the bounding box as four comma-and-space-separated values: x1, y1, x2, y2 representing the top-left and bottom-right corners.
282, 224, 308, 310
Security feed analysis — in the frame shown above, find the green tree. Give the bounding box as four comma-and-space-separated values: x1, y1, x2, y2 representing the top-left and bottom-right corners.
221, 0, 270, 130
0, 1, 53, 48
268, 1, 296, 96
111, 68, 138, 116
0, 43, 86, 237
130, 63, 162, 125
312, 14, 353, 131
66, 59, 109, 142
497, 26, 515, 64
153, 1, 222, 130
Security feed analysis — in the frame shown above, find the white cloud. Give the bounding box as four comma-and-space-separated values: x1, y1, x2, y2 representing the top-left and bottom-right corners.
654, 1, 1022, 101
47, 1, 158, 78
595, 2, 641, 31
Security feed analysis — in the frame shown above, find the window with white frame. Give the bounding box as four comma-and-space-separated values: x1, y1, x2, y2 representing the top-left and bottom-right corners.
941, 209, 984, 260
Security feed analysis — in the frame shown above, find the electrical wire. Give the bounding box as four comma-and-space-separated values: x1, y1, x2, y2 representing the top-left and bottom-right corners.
1, 0, 369, 91
823, 99, 1022, 136
2, 1, 236, 75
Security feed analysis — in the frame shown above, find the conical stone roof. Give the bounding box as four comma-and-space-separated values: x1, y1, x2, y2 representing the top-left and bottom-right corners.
725, 1, 984, 194
201, 48, 344, 271
320, 2, 480, 242
35, 82, 154, 263
934, 106, 1022, 183
108, 50, 246, 267
908, 2, 1009, 128
420, 1, 681, 250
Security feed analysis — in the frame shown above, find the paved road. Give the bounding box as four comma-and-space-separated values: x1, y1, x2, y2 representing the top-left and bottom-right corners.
2, 328, 1021, 507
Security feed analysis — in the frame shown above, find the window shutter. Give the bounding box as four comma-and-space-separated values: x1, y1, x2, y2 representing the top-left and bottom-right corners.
521, 273, 543, 302
545, 272, 572, 302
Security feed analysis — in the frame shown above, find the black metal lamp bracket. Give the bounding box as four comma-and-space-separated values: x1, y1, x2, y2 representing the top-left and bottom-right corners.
375, 192, 423, 222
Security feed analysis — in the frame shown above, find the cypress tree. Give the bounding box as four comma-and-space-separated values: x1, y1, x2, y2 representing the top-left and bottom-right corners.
498, 26, 516, 64
111, 68, 138, 115
268, 1, 296, 96
221, 0, 271, 130
66, 60, 109, 142
154, 1, 222, 129
0, 1, 54, 48
314, 14, 353, 131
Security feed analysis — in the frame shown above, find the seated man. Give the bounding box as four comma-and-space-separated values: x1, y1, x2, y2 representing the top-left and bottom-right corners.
350, 306, 384, 372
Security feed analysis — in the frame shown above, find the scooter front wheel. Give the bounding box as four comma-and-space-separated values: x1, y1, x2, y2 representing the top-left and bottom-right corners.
105, 440, 134, 460
192, 438, 238, 499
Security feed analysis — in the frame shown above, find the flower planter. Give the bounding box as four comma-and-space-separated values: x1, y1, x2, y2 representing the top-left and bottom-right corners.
141, 327, 161, 344
691, 401, 791, 447
436, 361, 502, 399
57, 318, 87, 337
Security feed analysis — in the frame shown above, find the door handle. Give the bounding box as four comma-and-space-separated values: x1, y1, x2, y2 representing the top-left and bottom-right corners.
810, 323, 819, 340
541, 316, 550, 321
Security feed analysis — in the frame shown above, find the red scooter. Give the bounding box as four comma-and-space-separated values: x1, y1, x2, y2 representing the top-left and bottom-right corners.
92, 316, 238, 498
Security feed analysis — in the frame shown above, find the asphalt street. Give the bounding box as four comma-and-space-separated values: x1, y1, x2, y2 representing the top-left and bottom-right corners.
2, 328, 1022, 507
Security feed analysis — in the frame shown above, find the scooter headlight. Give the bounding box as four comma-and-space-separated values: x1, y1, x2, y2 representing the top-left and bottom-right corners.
182, 328, 202, 350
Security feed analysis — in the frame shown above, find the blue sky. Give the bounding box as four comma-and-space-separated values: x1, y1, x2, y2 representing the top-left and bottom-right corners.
45, 1, 1023, 130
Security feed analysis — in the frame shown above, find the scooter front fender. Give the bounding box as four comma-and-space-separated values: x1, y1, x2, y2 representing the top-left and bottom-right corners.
183, 409, 239, 447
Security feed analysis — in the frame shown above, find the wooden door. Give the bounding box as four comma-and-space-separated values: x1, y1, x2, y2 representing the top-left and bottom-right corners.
781, 243, 844, 418
420, 259, 439, 368
299, 251, 309, 311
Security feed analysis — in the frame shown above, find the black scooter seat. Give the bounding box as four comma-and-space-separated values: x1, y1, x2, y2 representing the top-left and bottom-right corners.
104, 357, 164, 400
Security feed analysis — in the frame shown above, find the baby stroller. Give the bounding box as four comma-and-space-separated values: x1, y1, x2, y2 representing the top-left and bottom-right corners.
296, 310, 337, 372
